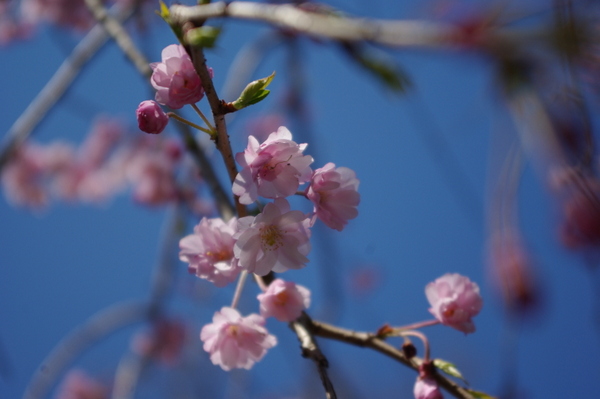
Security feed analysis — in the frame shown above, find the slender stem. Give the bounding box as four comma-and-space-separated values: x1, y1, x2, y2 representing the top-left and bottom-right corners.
230, 270, 249, 309
254, 274, 269, 292
393, 319, 441, 331
191, 103, 215, 131
398, 330, 431, 363
168, 113, 214, 135
189, 45, 248, 218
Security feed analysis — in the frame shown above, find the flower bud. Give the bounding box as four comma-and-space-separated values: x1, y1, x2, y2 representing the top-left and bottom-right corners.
136, 100, 169, 134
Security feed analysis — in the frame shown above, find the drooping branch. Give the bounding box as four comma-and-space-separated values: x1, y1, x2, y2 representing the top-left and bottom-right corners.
169, 1, 534, 50
84, 0, 235, 219
0, 3, 136, 171
22, 301, 151, 399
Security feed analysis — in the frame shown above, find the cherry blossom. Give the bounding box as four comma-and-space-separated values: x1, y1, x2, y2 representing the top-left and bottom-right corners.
150, 44, 208, 109
232, 127, 313, 205
425, 273, 482, 334
200, 307, 277, 371
132, 318, 186, 366
306, 162, 360, 231
136, 100, 169, 134
179, 217, 241, 287
257, 279, 311, 322
234, 198, 311, 276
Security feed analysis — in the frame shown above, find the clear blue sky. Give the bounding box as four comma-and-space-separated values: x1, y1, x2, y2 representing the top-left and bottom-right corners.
1, 0, 599, 398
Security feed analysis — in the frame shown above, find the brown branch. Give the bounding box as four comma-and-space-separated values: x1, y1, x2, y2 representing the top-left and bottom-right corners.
308, 319, 476, 399
290, 313, 337, 399
189, 45, 247, 217
84, 0, 235, 219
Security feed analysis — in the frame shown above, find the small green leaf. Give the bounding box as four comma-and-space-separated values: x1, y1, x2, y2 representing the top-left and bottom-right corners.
158, 1, 170, 20
433, 359, 468, 385
231, 72, 276, 110
465, 389, 498, 399
186, 26, 222, 48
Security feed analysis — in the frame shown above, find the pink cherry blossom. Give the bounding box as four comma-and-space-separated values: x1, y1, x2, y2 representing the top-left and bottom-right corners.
200, 307, 277, 371
136, 100, 169, 134
425, 273, 482, 334
132, 318, 186, 366
232, 127, 313, 205
150, 44, 209, 109
414, 376, 443, 399
306, 162, 360, 231
179, 217, 241, 287
2, 143, 52, 208
55, 369, 108, 399
234, 198, 311, 276
21, 0, 95, 31
257, 279, 311, 322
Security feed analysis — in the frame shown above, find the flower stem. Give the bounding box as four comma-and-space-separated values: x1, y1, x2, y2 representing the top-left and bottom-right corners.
167, 113, 213, 135
230, 270, 249, 309
191, 103, 215, 132
393, 319, 440, 331
254, 274, 268, 292
399, 330, 431, 363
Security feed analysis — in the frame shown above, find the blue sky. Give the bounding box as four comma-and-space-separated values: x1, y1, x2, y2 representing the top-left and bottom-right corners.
1, 0, 600, 398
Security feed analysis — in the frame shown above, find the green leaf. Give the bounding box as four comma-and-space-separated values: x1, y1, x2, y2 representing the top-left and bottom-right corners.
186, 26, 222, 48
231, 72, 276, 110
158, 0, 170, 19
465, 389, 498, 399
433, 359, 468, 385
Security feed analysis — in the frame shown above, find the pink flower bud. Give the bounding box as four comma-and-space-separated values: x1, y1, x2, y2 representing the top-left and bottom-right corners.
425, 273, 482, 334
414, 376, 443, 399
257, 279, 311, 321
136, 100, 169, 134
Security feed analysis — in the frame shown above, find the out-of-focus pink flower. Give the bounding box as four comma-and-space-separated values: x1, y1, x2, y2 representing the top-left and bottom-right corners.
425, 273, 482, 334
232, 127, 313, 205
136, 100, 169, 134
78, 118, 124, 170
125, 138, 181, 205
257, 279, 311, 321
414, 376, 443, 399
2, 143, 50, 208
558, 176, 600, 249
234, 198, 311, 276
488, 231, 539, 315
245, 114, 288, 142
306, 162, 360, 231
150, 44, 209, 109
132, 319, 186, 366
21, 0, 94, 31
179, 217, 241, 287
54, 369, 108, 399
200, 307, 277, 371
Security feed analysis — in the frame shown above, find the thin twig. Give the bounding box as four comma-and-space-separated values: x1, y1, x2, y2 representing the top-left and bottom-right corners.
0, 3, 135, 171
189, 45, 247, 218
84, 0, 235, 219
22, 301, 151, 399
169, 1, 538, 49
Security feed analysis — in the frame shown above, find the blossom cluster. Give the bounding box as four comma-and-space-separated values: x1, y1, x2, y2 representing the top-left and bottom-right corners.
1, 118, 201, 208
178, 126, 359, 370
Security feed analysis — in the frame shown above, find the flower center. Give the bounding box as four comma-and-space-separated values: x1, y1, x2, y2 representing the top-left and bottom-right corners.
205, 249, 232, 262
260, 225, 283, 250
274, 291, 289, 306
226, 324, 239, 337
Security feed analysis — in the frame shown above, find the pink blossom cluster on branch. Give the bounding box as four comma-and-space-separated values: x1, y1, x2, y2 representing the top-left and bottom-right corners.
1, 118, 199, 208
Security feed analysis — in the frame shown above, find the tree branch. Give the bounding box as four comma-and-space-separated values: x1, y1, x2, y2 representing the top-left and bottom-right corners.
309, 319, 476, 399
